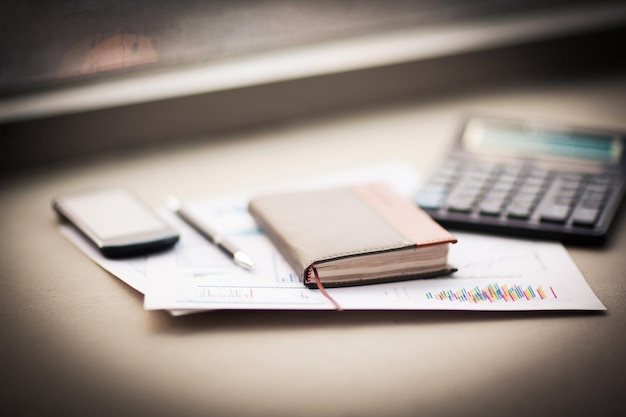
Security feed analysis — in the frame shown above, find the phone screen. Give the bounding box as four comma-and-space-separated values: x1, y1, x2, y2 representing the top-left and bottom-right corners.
60, 189, 167, 240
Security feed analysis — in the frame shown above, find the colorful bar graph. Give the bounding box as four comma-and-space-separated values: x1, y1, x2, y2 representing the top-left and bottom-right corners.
426, 283, 557, 303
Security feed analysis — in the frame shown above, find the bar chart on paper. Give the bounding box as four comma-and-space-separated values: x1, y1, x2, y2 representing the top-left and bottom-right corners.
425, 283, 558, 304
424, 239, 559, 304
408, 231, 604, 310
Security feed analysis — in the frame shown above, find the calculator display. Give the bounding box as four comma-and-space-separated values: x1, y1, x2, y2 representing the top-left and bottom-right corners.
463, 118, 623, 165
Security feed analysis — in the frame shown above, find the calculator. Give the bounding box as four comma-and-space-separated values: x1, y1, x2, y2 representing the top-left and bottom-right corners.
415, 116, 626, 245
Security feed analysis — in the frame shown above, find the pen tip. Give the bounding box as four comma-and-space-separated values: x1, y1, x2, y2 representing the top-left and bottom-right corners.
234, 251, 256, 271
166, 195, 182, 212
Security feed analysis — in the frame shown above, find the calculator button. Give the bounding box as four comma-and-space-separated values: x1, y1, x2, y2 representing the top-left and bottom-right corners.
552, 196, 576, 207
416, 185, 449, 210
539, 205, 571, 223
501, 165, 523, 176
447, 198, 475, 213
479, 200, 504, 216
433, 170, 461, 186
589, 176, 611, 186
572, 207, 601, 227
524, 177, 545, 187
580, 189, 606, 203
580, 199, 603, 210
484, 190, 508, 201
560, 173, 584, 182
491, 180, 515, 193
507, 204, 533, 219
499, 173, 519, 182
556, 188, 577, 199
559, 178, 582, 190
510, 193, 537, 205
417, 194, 446, 210
586, 183, 610, 194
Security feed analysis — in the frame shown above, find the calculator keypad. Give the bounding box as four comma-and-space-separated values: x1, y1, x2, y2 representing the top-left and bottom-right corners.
416, 159, 620, 243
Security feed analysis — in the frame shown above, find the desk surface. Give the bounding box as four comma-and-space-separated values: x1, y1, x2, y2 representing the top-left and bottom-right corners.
2, 73, 626, 417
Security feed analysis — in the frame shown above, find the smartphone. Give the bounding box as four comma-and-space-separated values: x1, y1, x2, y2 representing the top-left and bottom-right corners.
52, 188, 179, 258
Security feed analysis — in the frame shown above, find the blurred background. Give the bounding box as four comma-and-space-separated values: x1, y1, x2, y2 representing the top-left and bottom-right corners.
1, 0, 626, 174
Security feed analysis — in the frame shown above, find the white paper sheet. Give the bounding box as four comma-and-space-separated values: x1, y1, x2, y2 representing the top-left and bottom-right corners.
60, 225, 148, 294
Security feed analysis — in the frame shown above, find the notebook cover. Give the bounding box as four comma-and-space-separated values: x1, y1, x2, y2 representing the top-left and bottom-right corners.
248, 182, 457, 287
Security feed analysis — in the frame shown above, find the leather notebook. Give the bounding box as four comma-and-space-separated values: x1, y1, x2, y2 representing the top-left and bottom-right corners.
248, 182, 457, 288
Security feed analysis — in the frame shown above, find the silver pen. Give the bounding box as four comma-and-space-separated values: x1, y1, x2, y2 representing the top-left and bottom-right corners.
167, 196, 256, 271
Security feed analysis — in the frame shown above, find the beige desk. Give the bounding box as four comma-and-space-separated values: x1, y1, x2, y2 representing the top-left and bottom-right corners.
2, 73, 626, 417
